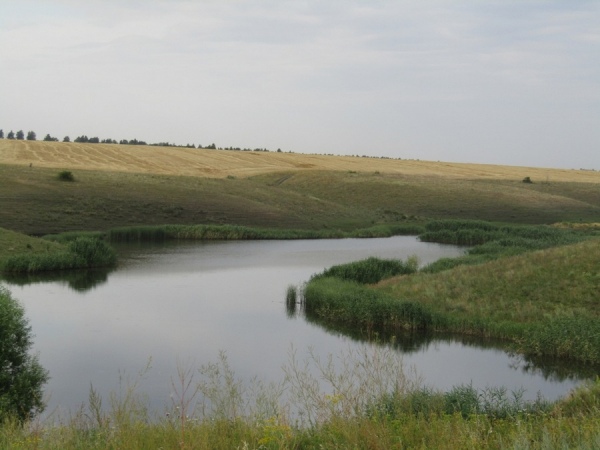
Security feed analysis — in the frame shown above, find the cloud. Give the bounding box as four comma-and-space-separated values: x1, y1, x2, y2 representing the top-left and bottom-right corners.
0, 0, 598, 168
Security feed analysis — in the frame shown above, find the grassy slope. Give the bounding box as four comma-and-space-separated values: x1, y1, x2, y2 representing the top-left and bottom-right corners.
377, 238, 600, 332
0, 227, 66, 266
2, 140, 600, 234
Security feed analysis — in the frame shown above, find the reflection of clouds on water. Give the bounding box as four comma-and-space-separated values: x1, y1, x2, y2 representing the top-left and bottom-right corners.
115, 236, 467, 275
10, 237, 584, 416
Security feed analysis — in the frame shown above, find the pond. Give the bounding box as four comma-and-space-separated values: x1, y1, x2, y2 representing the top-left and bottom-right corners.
2, 236, 592, 418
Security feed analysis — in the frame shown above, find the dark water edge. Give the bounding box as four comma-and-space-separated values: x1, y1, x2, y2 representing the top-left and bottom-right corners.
1, 268, 112, 292
299, 310, 600, 383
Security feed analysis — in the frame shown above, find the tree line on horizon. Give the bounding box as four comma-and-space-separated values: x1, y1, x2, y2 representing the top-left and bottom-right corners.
0, 128, 281, 152
0, 128, 406, 161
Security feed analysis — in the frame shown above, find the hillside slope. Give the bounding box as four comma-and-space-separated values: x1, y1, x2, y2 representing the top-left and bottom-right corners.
2, 139, 599, 182
1, 140, 600, 234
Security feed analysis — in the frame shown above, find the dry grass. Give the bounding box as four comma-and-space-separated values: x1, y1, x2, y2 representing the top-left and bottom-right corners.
2, 139, 599, 183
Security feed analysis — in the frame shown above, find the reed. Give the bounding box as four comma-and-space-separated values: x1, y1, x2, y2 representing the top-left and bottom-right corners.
420, 219, 584, 247
311, 256, 419, 285
104, 223, 422, 243
519, 317, 600, 364
2, 237, 117, 273
285, 285, 298, 317
303, 277, 438, 332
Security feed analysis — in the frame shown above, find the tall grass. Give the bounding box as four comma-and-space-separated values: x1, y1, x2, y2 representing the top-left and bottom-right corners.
1, 351, 599, 449
2, 238, 117, 273
105, 223, 424, 243
311, 255, 419, 284
304, 277, 439, 332
519, 317, 600, 364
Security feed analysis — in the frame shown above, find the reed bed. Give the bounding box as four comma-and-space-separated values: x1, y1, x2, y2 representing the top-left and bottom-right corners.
2, 237, 116, 274
311, 256, 419, 285
105, 223, 422, 243
304, 277, 438, 332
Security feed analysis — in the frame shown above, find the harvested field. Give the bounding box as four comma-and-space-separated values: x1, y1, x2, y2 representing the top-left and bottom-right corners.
1, 139, 599, 183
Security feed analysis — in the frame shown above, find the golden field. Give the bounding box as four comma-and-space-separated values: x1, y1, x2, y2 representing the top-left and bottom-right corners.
2, 139, 599, 183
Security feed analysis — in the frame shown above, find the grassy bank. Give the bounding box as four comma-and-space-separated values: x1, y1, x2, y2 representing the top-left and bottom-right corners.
0, 228, 116, 274
302, 222, 600, 364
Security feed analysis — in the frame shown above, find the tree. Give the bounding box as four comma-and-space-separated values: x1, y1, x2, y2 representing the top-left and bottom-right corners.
26, 131, 36, 141
7, 131, 15, 139
0, 287, 49, 422
43, 134, 58, 142
63, 136, 70, 142
0, 129, 4, 139
16, 130, 24, 140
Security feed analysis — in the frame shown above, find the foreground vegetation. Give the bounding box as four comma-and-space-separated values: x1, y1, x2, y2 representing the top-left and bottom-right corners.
0, 345, 599, 449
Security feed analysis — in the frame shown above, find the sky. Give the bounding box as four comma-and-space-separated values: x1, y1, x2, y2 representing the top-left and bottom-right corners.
0, 0, 599, 169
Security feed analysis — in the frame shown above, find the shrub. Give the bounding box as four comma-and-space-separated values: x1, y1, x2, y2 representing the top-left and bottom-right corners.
57, 170, 75, 182
0, 287, 49, 421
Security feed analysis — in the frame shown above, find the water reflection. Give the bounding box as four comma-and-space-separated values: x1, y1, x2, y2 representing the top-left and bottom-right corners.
2, 268, 112, 292
299, 302, 600, 384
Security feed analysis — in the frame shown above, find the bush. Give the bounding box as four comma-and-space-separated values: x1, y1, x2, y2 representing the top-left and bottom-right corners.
0, 287, 49, 421
312, 256, 419, 285
57, 170, 75, 182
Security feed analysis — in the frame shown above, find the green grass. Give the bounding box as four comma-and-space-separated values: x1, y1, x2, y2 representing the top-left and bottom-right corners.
419, 219, 589, 272
0, 228, 117, 274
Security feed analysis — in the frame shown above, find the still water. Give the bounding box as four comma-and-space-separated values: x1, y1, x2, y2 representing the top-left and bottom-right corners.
2, 237, 590, 417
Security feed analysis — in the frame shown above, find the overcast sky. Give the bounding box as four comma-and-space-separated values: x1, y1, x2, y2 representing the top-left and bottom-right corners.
1, 1, 598, 169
